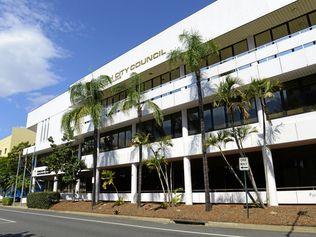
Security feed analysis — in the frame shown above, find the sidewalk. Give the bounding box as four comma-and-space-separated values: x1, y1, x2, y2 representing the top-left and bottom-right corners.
1, 204, 316, 234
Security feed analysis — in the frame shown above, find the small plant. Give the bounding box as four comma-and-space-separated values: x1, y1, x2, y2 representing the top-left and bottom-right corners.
113, 209, 120, 215
171, 188, 183, 206
2, 197, 13, 206
113, 196, 124, 207
160, 202, 168, 209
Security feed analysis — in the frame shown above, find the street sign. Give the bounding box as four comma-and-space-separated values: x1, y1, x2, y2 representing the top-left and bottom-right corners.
239, 157, 249, 171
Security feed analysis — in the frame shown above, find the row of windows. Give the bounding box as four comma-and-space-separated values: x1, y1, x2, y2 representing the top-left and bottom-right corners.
187, 100, 258, 136
266, 74, 316, 119
139, 111, 182, 142
255, 10, 316, 47
100, 126, 132, 152
103, 67, 181, 108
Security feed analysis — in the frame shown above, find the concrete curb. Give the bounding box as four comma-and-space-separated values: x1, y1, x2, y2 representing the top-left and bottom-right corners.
1, 205, 316, 233
206, 221, 316, 234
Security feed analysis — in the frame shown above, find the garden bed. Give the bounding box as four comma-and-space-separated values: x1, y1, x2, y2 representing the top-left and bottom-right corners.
50, 201, 316, 226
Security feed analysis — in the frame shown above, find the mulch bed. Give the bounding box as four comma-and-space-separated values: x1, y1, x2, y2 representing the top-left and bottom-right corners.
51, 201, 316, 227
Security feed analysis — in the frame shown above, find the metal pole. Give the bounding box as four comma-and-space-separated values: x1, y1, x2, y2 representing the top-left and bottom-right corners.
13, 152, 22, 206
244, 170, 249, 218
20, 154, 28, 206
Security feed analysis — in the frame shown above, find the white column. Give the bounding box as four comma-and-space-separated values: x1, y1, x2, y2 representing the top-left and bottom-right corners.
256, 98, 278, 206
246, 35, 256, 50
183, 157, 193, 205
131, 163, 137, 203
31, 177, 36, 192
95, 168, 100, 202
181, 109, 192, 204
53, 176, 58, 192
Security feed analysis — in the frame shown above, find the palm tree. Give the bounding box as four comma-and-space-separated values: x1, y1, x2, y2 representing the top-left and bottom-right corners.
109, 72, 163, 207
61, 75, 111, 208
205, 130, 257, 204
168, 30, 218, 211
214, 76, 265, 207
248, 78, 279, 206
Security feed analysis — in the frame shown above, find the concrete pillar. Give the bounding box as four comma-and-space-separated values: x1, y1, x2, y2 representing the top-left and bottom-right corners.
256, 98, 278, 206
75, 179, 80, 194
95, 168, 100, 202
181, 109, 188, 138
31, 177, 36, 192
53, 176, 58, 192
131, 163, 137, 203
183, 157, 193, 205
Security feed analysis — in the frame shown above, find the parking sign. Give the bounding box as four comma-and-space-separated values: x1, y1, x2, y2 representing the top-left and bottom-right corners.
239, 157, 249, 171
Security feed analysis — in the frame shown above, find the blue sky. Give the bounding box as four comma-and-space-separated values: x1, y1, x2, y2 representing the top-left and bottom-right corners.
0, 0, 214, 138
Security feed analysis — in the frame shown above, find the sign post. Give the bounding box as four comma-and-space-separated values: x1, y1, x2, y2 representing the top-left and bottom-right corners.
239, 157, 250, 218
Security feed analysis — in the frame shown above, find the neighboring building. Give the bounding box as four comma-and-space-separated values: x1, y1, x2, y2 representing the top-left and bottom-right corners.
0, 127, 35, 157
24, 0, 316, 205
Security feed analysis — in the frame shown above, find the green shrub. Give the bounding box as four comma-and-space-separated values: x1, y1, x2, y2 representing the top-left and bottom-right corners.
2, 197, 13, 206
27, 192, 60, 209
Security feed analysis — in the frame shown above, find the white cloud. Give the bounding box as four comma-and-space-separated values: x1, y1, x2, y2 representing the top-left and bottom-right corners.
0, 0, 66, 97
25, 92, 56, 111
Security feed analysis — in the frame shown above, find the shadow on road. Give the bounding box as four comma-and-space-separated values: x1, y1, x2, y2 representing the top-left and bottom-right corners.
286, 210, 308, 237
0, 231, 35, 237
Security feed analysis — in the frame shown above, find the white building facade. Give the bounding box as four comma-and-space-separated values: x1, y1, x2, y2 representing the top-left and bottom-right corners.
24, 0, 316, 206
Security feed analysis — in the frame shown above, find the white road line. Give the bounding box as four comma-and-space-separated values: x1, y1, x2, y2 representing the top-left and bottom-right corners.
0, 208, 245, 237
0, 217, 16, 223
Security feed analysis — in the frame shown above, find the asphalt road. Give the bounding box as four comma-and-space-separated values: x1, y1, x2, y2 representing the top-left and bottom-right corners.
0, 207, 314, 237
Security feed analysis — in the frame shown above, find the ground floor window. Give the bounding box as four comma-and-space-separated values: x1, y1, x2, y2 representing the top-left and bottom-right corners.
191, 152, 265, 192
99, 166, 131, 193
273, 144, 316, 190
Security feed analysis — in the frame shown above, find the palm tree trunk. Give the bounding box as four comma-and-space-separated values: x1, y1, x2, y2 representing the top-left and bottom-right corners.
92, 128, 99, 208
229, 111, 265, 208
196, 70, 211, 211
218, 148, 257, 204
137, 108, 143, 208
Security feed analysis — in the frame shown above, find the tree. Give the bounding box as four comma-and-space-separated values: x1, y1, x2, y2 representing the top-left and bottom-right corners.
46, 136, 85, 200
168, 30, 218, 211
205, 130, 257, 203
145, 136, 173, 205
214, 76, 265, 207
248, 78, 279, 206
0, 142, 31, 195
109, 72, 163, 207
61, 75, 111, 207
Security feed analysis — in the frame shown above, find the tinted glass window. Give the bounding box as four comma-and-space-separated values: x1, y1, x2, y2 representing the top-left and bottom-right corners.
289, 15, 309, 34
204, 105, 212, 132
272, 24, 289, 40
118, 131, 125, 148
244, 99, 258, 124
170, 68, 180, 80
163, 119, 172, 137
220, 46, 233, 61
207, 53, 220, 65
255, 30, 272, 47
161, 72, 170, 84
152, 76, 161, 88
309, 11, 316, 26
112, 133, 118, 150
266, 91, 283, 116
188, 107, 200, 135
144, 80, 152, 91
233, 40, 248, 55
212, 105, 226, 130
172, 113, 182, 138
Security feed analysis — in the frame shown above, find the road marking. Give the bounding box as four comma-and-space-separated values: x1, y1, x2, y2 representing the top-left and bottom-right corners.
0, 208, 245, 237
0, 217, 16, 224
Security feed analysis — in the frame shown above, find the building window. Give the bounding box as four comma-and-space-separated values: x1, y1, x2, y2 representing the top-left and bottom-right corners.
309, 11, 316, 26
187, 107, 201, 135
212, 105, 227, 130
170, 68, 180, 80
266, 74, 316, 119
220, 46, 233, 61
161, 72, 171, 84
255, 30, 272, 47
100, 126, 132, 152
288, 15, 309, 34
271, 23, 289, 41
81, 137, 94, 156
233, 40, 248, 55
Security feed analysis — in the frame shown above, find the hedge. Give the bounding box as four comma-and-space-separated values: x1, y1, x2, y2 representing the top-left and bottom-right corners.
2, 197, 13, 206
27, 192, 60, 209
